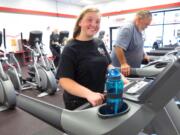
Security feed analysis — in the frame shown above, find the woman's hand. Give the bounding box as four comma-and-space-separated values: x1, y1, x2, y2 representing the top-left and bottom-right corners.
86, 91, 105, 107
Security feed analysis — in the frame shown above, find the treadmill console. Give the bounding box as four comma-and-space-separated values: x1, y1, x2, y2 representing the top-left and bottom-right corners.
123, 78, 153, 102
124, 58, 180, 105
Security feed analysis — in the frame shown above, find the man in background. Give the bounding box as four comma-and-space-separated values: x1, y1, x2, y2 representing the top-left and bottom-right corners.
49, 29, 61, 67
111, 10, 152, 76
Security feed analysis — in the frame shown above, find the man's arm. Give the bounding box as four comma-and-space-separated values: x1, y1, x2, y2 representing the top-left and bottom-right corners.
115, 46, 127, 65
114, 46, 131, 76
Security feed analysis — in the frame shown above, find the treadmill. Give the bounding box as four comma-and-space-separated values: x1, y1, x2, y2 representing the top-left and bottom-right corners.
147, 44, 179, 61
125, 51, 180, 135
1, 52, 180, 134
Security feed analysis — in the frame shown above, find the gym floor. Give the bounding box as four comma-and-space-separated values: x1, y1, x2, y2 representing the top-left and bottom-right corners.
0, 85, 65, 135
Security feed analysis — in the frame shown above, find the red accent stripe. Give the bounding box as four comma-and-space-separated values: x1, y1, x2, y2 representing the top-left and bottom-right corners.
102, 2, 180, 16
0, 6, 77, 18
0, 2, 179, 17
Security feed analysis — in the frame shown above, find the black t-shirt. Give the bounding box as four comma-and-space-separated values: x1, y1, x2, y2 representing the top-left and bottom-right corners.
56, 38, 111, 104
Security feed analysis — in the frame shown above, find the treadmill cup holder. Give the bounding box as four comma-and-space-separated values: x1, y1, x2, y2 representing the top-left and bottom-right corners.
97, 101, 130, 119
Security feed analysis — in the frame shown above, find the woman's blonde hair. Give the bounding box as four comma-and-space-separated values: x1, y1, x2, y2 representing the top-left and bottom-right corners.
73, 7, 100, 38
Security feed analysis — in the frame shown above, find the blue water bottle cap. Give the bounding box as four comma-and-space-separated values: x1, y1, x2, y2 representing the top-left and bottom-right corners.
107, 68, 121, 80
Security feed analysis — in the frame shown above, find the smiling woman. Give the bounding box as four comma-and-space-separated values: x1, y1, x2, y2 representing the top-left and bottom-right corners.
55, 7, 128, 110
55, 7, 112, 110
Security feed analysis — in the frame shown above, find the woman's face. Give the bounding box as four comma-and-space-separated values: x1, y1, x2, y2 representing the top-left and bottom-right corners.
79, 12, 101, 38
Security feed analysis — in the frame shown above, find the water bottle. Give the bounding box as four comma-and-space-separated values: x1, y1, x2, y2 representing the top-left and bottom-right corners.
106, 68, 124, 114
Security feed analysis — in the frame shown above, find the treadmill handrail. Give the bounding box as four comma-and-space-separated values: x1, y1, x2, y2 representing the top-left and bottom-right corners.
139, 59, 180, 111
16, 94, 65, 132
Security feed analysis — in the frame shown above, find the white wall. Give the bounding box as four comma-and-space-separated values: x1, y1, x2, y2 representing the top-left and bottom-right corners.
93, 0, 180, 13
57, 2, 81, 15
1, 12, 76, 55
0, 0, 80, 55
0, 0, 81, 15
0, 0, 179, 54
96, 0, 179, 50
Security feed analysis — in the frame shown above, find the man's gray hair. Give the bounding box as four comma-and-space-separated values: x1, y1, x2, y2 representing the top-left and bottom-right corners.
136, 10, 152, 19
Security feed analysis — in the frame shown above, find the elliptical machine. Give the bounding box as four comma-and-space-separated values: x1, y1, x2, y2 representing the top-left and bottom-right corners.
0, 30, 16, 111
7, 31, 57, 95
6, 51, 32, 92
24, 31, 57, 95
58, 30, 69, 52
59, 31, 69, 45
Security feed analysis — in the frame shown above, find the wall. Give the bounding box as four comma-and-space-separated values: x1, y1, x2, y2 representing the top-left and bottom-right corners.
0, 0, 81, 55
0, 0, 179, 54
94, 0, 180, 13
1, 12, 76, 54
96, 1, 180, 51
0, 0, 81, 15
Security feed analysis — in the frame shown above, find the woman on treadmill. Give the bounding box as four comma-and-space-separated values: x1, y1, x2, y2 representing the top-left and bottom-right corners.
56, 7, 128, 110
